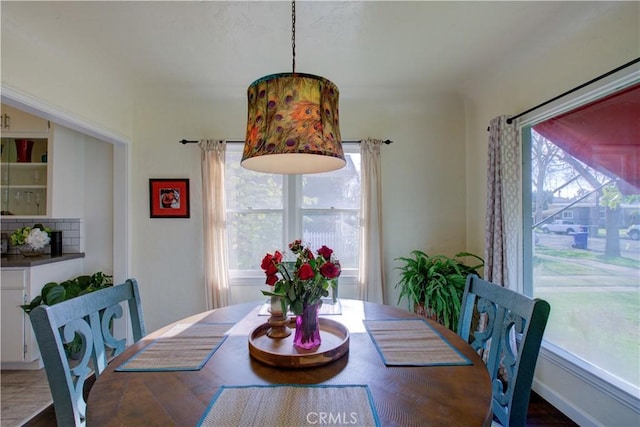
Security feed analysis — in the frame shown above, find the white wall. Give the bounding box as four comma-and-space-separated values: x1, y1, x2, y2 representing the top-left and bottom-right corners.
82, 135, 114, 274
130, 90, 219, 331
49, 124, 85, 219
342, 95, 469, 307
1, 18, 133, 141
463, 2, 640, 425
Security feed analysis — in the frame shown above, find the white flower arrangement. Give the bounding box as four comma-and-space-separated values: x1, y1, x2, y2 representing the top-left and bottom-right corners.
25, 228, 50, 250
10, 225, 51, 250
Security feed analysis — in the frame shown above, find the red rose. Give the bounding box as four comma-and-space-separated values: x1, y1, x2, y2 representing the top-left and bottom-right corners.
289, 239, 303, 253
298, 263, 315, 280
261, 251, 283, 276
266, 274, 278, 286
267, 263, 279, 276
317, 245, 333, 260
320, 262, 340, 279
304, 248, 314, 261
260, 253, 274, 271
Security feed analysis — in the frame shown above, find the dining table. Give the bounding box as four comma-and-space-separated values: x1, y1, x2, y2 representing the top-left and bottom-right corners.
86, 299, 492, 426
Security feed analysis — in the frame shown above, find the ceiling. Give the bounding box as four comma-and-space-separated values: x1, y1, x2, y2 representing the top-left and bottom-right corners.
0, 1, 622, 101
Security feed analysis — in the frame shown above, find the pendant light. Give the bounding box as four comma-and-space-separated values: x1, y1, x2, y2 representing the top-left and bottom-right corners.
241, 0, 345, 174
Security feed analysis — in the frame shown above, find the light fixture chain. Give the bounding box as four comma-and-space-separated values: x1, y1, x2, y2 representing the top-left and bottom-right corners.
291, 0, 296, 74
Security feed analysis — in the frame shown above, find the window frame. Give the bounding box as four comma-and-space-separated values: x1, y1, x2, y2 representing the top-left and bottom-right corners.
521, 70, 640, 293
225, 143, 362, 288
520, 69, 640, 400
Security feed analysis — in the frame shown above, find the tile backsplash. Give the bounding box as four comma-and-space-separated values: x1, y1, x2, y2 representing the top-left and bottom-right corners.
1, 218, 83, 254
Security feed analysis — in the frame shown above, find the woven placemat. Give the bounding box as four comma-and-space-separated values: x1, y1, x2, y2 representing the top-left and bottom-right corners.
364, 319, 471, 366
198, 384, 380, 427
116, 323, 232, 371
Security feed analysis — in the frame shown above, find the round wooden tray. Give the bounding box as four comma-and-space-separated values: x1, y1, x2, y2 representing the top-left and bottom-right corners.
248, 317, 349, 368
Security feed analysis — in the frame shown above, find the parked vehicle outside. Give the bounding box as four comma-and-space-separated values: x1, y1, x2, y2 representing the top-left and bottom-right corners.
628, 224, 640, 240
541, 220, 587, 234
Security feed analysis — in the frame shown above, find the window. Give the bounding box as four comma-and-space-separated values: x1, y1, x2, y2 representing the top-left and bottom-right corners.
523, 81, 640, 395
225, 144, 361, 288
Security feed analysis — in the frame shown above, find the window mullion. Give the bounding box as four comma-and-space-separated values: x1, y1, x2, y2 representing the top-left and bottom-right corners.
284, 175, 300, 243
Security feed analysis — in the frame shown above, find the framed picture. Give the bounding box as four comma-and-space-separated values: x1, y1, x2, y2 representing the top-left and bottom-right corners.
149, 178, 190, 218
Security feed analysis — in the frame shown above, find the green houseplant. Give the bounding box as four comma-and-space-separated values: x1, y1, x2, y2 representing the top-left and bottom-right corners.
395, 251, 484, 331
21, 272, 113, 356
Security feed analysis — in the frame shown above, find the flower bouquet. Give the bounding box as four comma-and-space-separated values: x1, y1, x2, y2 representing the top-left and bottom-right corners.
10, 224, 51, 257
261, 239, 341, 349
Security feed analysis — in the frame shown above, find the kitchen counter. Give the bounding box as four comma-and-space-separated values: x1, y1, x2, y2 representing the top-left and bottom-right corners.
1, 253, 85, 268
1, 253, 85, 369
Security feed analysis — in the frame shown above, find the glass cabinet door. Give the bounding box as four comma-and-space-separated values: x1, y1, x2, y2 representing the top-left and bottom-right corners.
1, 137, 48, 216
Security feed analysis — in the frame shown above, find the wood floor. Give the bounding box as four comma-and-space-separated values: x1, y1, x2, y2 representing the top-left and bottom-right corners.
2, 369, 578, 426
525, 391, 579, 426
0, 370, 52, 427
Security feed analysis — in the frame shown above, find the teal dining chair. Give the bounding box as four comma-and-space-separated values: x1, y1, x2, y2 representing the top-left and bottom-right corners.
29, 278, 146, 427
457, 275, 550, 427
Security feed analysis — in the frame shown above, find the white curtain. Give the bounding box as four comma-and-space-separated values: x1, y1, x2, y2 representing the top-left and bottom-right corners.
200, 139, 230, 309
359, 138, 385, 303
485, 116, 521, 289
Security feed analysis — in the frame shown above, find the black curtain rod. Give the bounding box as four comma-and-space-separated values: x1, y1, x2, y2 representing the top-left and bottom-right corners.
506, 57, 640, 124
179, 139, 393, 145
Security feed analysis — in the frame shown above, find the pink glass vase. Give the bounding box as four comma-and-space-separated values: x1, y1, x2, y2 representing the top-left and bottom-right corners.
14, 139, 34, 163
293, 302, 322, 350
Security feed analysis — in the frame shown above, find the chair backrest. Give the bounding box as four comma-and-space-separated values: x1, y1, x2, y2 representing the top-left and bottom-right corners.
457, 275, 550, 427
29, 278, 146, 427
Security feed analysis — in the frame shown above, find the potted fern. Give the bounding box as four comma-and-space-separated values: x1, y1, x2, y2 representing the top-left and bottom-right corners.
394, 251, 483, 331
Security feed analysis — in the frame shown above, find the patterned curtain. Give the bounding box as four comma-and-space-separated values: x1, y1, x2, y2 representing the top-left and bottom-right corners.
485, 117, 521, 289
359, 138, 385, 303
200, 139, 230, 309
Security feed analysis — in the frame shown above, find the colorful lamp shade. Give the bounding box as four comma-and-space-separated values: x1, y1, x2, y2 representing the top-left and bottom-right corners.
242, 72, 345, 174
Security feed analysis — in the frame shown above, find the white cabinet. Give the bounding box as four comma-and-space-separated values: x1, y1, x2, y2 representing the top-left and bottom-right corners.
1, 258, 83, 369
0, 270, 28, 362
1, 103, 84, 218
0, 104, 49, 134
1, 137, 48, 216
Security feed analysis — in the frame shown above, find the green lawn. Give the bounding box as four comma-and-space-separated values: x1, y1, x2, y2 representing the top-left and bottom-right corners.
536, 289, 639, 387
535, 246, 639, 269
533, 251, 640, 388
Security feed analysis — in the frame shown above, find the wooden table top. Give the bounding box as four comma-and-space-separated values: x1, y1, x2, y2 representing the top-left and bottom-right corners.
87, 299, 492, 426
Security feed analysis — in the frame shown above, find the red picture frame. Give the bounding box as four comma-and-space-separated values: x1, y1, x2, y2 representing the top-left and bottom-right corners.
149, 179, 190, 218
